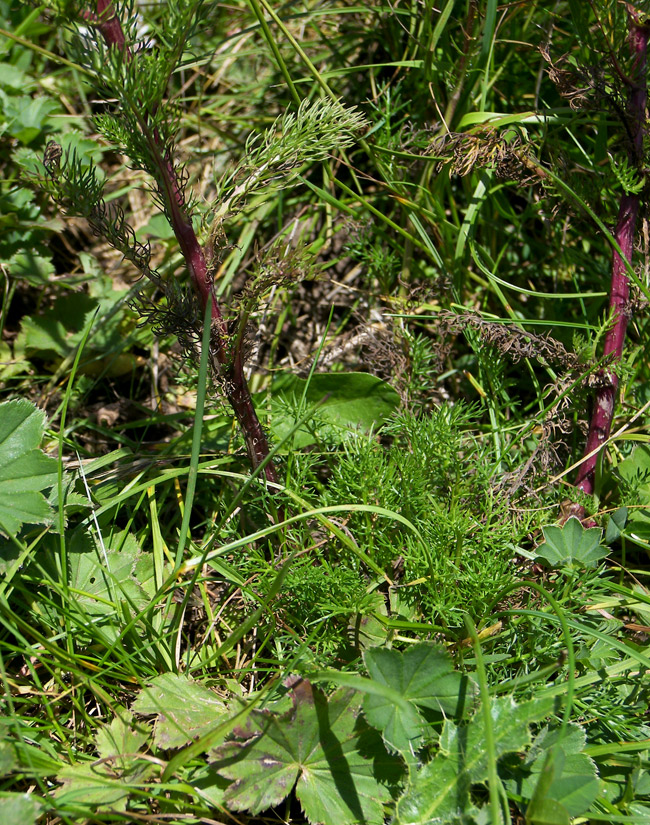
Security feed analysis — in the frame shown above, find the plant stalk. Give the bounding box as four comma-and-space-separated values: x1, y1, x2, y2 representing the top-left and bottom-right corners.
572, 7, 648, 505
90, 0, 278, 484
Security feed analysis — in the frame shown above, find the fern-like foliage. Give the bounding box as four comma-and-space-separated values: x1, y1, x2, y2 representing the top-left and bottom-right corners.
41, 140, 203, 352
608, 151, 645, 195
212, 99, 368, 223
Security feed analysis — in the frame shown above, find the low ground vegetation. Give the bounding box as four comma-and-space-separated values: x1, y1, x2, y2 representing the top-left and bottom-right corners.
1, 2, 650, 823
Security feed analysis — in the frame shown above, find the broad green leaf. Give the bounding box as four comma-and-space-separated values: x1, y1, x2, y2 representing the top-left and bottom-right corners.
535, 518, 608, 568
16, 270, 134, 370
187, 764, 230, 808
0, 399, 56, 537
0, 793, 42, 824
0, 63, 33, 91
0, 720, 61, 777
605, 507, 628, 544
30, 527, 152, 635
55, 758, 152, 811
18, 291, 119, 361
212, 680, 399, 825
65, 528, 149, 616
3, 94, 58, 144
132, 673, 227, 749
397, 748, 472, 825
396, 696, 553, 824
617, 444, 650, 491
363, 643, 469, 756
615, 446, 650, 542
0, 536, 22, 577
518, 725, 599, 816
95, 711, 150, 771
630, 584, 650, 627
7, 249, 55, 285
0, 340, 29, 380
627, 802, 650, 822
263, 372, 400, 448
138, 212, 176, 239
0, 740, 17, 775
524, 752, 598, 816
526, 724, 586, 757
526, 797, 570, 825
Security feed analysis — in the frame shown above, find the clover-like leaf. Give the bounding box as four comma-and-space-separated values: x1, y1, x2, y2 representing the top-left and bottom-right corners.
535, 518, 608, 568
132, 673, 227, 749
0, 399, 57, 537
362, 643, 471, 757
212, 679, 400, 825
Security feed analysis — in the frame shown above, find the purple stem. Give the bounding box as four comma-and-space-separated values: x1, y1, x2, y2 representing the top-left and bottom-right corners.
573, 7, 648, 505
90, 1, 278, 484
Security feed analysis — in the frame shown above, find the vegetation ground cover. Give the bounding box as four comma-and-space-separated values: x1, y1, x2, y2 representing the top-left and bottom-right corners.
1, 1, 650, 823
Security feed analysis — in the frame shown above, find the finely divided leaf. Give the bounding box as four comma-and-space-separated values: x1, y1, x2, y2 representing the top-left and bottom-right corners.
0, 399, 56, 537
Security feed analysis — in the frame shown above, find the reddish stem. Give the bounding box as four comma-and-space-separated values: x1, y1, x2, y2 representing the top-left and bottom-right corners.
94, 0, 127, 52
573, 8, 648, 506
90, 1, 278, 484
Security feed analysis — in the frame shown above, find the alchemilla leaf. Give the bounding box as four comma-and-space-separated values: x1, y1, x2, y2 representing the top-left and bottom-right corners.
363, 643, 469, 756
132, 673, 227, 750
212, 679, 398, 825
0, 793, 42, 824
0, 399, 56, 537
95, 710, 150, 770
517, 724, 600, 816
536, 518, 608, 569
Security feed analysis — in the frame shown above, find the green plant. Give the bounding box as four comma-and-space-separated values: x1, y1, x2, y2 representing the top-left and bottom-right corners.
4, 637, 609, 825
0, 398, 56, 538
38, 0, 366, 484
3, 3, 650, 824
568, 8, 649, 509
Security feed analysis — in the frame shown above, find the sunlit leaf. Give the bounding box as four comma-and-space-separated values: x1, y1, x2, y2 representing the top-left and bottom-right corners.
517, 725, 600, 816
0, 399, 56, 538
396, 696, 553, 824
535, 518, 608, 568
132, 673, 227, 749
0, 793, 42, 824
95, 711, 151, 771
363, 643, 470, 757
263, 372, 400, 448
212, 679, 400, 825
